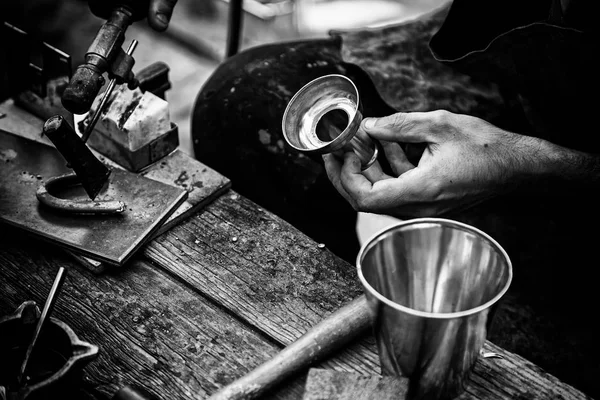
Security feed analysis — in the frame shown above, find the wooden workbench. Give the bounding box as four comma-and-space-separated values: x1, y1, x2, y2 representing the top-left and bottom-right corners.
0, 133, 591, 399
0, 7, 595, 399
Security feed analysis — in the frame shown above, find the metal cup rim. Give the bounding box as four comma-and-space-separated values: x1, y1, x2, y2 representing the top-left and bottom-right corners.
356, 217, 513, 319
281, 74, 360, 153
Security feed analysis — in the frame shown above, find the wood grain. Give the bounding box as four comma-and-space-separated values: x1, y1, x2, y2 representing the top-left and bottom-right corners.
143, 191, 590, 400
144, 192, 379, 373
207, 296, 372, 400
0, 236, 302, 400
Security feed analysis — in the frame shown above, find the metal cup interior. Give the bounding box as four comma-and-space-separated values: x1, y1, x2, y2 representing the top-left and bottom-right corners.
356, 218, 512, 400
358, 218, 512, 316
282, 74, 363, 154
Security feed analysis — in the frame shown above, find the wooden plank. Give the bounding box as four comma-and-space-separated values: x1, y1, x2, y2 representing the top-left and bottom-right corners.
0, 235, 302, 400
144, 192, 378, 373
143, 191, 590, 399
139, 149, 231, 230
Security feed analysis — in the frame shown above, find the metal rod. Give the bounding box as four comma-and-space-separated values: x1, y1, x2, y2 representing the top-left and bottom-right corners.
81, 39, 139, 143
16, 266, 67, 386
226, 0, 244, 58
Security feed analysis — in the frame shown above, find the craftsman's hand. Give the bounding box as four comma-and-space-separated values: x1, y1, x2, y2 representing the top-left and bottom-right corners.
148, 0, 178, 31
323, 110, 546, 218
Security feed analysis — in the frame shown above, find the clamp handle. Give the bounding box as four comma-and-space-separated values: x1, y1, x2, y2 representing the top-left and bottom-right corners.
61, 3, 143, 114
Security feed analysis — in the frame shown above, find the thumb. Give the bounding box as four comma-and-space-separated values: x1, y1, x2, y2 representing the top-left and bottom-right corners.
362, 112, 432, 143
148, 0, 178, 31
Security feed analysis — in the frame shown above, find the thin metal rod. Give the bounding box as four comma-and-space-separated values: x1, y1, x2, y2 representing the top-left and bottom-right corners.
81, 78, 116, 143
81, 39, 139, 143
16, 266, 67, 386
226, 0, 244, 58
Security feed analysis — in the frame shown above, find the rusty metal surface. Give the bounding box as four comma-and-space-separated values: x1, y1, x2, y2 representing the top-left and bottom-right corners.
35, 173, 126, 215
0, 129, 187, 266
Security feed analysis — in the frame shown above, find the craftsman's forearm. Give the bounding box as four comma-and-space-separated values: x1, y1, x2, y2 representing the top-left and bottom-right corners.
529, 136, 600, 188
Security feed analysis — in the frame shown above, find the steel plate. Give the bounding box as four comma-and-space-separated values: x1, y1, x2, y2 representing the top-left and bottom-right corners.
0, 129, 187, 266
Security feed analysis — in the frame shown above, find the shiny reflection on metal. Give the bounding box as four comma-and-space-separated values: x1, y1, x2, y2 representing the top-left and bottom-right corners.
481, 351, 503, 359
357, 218, 512, 400
282, 74, 377, 170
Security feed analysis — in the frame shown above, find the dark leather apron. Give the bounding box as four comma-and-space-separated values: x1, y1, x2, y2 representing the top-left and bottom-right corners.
430, 0, 598, 151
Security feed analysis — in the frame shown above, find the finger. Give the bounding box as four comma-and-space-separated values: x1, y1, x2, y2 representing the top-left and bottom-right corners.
339, 152, 376, 202
322, 154, 355, 207
380, 141, 415, 176
362, 112, 435, 143
148, 0, 178, 31
365, 167, 430, 214
362, 159, 394, 183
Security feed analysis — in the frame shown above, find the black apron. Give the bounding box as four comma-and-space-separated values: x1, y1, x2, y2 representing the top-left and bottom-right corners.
429, 0, 598, 152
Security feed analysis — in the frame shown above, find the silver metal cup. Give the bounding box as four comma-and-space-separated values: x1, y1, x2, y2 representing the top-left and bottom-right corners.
357, 218, 512, 400
282, 74, 378, 170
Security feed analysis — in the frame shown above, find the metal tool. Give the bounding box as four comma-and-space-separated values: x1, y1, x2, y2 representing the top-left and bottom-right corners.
0, 301, 99, 400
42, 115, 111, 200
45, 0, 149, 199
135, 61, 172, 100
0, 22, 108, 201
0, 128, 188, 266
62, 1, 148, 115
207, 295, 371, 400
81, 39, 138, 143
16, 267, 67, 387
36, 172, 125, 214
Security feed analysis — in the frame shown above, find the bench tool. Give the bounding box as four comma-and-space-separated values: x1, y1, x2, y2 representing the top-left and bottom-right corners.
61, 0, 150, 115
40, 0, 151, 200
0, 22, 110, 201
0, 9, 189, 264
0, 127, 188, 266
207, 295, 372, 400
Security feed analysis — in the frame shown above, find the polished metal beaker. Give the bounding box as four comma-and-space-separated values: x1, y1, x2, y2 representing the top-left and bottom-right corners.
357, 218, 513, 400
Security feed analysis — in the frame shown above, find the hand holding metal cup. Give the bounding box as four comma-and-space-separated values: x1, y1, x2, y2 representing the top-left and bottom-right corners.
282, 74, 378, 170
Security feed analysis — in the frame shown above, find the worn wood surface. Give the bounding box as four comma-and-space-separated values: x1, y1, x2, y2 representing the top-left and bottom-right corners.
143, 191, 590, 400
207, 296, 372, 400
0, 30, 593, 400
0, 186, 591, 399
0, 233, 303, 400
